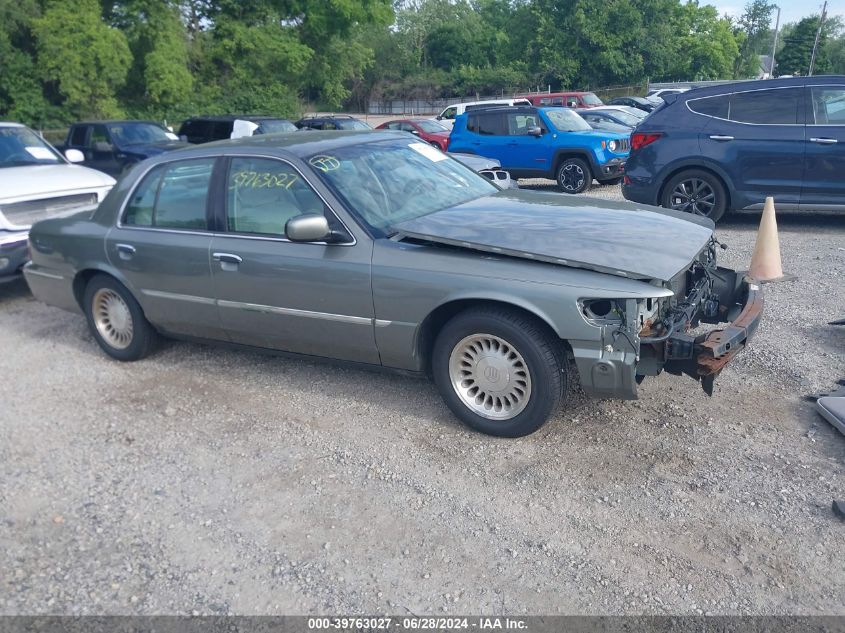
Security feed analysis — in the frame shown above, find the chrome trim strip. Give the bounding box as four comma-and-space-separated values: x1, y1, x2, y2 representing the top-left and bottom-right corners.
218, 299, 371, 325
25, 268, 64, 280
685, 84, 805, 126
374, 319, 417, 328
140, 289, 216, 305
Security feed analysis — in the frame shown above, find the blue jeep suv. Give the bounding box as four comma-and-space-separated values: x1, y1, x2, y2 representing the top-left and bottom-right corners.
622, 75, 845, 222
447, 106, 630, 193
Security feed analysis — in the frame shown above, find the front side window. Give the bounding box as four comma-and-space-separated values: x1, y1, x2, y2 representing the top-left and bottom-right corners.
811, 86, 845, 124
729, 88, 800, 124
441, 107, 457, 120
309, 139, 497, 237
122, 158, 214, 229
0, 126, 63, 168
226, 157, 327, 236
507, 113, 540, 135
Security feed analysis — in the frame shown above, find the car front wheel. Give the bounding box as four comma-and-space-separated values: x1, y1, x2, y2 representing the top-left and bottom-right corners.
432, 307, 570, 437
661, 169, 727, 222
556, 158, 591, 194
83, 274, 158, 361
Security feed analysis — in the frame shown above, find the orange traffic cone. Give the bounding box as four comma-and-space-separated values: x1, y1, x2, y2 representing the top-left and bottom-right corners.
748, 197, 794, 283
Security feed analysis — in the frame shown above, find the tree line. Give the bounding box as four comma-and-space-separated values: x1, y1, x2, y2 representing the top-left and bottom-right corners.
1, 0, 843, 128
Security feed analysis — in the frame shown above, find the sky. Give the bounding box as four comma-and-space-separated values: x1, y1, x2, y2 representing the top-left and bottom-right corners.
712, 0, 844, 25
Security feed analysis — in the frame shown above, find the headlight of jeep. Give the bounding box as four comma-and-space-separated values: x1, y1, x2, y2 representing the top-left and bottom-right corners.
580, 299, 624, 325
607, 140, 618, 152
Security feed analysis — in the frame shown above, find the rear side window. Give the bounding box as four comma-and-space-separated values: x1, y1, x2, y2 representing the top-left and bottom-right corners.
475, 113, 506, 136
70, 126, 88, 146
226, 157, 326, 236
689, 95, 730, 118
729, 88, 800, 124
122, 158, 214, 229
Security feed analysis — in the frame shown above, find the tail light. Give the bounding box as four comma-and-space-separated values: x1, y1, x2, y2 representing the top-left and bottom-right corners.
631, 132, 663, 151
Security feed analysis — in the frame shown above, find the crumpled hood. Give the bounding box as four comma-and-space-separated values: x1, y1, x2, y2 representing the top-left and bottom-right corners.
121, 141, 188, 156
0, 164, 115, 203
394, 189, 715, 282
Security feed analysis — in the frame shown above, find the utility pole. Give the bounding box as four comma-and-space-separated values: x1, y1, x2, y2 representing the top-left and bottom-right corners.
769, 5, 781, 78
808, 0, 828, 76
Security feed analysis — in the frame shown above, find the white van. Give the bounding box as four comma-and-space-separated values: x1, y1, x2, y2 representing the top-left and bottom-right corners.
435, 98, 531, 128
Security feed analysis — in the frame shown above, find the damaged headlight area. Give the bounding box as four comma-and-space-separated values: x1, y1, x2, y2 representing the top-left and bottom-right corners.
577, 238, 764, 398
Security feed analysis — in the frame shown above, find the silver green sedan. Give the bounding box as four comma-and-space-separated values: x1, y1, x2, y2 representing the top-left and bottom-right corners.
23, 130, 763, 437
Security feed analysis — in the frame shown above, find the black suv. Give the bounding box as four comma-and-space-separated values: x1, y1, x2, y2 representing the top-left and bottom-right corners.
178, 115, 297, 144
622, 76, 845, 222
295, 115, 371, 131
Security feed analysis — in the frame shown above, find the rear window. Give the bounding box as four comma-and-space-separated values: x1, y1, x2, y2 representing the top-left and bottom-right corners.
688, 95, 729, 118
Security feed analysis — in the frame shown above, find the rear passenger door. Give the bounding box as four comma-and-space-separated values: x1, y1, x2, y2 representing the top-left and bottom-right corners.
105, 157, 222, 339
694, 87, 804, 209
801, 84, 845, 209
208, 155, 379, 363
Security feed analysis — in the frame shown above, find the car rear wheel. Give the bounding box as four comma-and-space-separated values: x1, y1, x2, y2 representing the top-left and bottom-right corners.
661, 169, 727, 222
83, 274, 158, 361
556, 158, 591, 194
432, 307, 570, 437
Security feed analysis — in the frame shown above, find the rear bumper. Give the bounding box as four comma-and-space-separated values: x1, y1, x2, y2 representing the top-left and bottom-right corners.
662, 271, 764, 394
621, 179, 659, 204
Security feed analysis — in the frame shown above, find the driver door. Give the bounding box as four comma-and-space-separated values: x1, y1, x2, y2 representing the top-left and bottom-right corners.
209, 155, 379, 363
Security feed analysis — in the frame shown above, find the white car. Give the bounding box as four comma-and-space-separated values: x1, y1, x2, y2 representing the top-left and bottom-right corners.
435, 98, 531, 129
0, 122, 115, 282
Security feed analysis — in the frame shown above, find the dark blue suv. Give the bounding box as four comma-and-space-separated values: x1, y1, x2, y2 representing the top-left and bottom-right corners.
622, 75, 845, 222
447, 106, 629, 193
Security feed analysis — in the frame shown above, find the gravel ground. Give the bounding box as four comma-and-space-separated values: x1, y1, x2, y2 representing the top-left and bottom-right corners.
1, 183, 844, 616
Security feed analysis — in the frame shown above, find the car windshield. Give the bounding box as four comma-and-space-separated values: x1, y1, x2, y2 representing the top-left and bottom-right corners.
0, 127, 62, 168
108, 122, 171, 146
308, 138, 497, 237
582, 93, 603, 105
544, 108, 592, 132
338, 119, 371, 130
599, 109, 641, 126
256, 119, 297, 134
415, 119, 449, 133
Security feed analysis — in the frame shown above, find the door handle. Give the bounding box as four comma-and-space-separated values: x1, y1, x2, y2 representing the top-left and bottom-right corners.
708, 135, 734, 141
212, 252, 242, 272
810, 137, 838, 144
212, 252, 243, 264
115, 243, 135, 260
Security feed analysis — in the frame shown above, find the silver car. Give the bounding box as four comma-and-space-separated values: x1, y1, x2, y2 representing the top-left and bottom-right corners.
23, 131, 763, 437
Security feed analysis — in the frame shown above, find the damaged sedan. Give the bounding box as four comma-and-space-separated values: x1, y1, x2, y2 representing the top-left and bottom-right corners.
23, 131, 763, 437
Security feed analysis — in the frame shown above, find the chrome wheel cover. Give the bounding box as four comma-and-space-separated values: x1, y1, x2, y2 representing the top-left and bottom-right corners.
92, 288, 134, 350
558, 163, 586, 192
670, 178, 716, 216
448, 334, 532, 420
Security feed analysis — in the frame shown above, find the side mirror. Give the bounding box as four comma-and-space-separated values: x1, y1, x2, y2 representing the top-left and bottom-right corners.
286, 213, 330, 242
436, 115, 443, 120
527, 126, 543, 137
65, 149, 84, 163
94, 141, 113, 152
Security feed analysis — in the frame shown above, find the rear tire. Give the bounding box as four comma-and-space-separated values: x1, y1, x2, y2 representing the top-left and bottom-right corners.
660, 169, 727, 222
432, 307, 570, 437
83, 274, 158, 361
556, 157, 591, 194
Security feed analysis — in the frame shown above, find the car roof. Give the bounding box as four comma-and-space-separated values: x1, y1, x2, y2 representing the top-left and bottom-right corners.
76, 120, 162, 125
676, 75, 845, 100
184, 115, 289, 122
0, 122, 25, 128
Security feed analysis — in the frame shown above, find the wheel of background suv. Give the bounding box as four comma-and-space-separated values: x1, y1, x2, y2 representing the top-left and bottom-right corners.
661, 169, 727, 222
432, 307, 569, 437
556, 158, 591, 194
83, 274, 158, 361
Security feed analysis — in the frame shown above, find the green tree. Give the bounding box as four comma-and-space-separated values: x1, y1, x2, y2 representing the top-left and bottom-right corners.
0, 0, 51, 123
778, 15, 833, 76
34, 0, 131, 118
733, 0, 775, 78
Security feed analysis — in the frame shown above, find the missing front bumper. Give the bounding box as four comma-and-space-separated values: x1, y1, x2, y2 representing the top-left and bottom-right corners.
662, 270, 764, 395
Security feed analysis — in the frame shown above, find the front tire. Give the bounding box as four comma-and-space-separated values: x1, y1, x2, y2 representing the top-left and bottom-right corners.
83, 274, 158, 361
432, 307, 569, 437
556, 157, 591, 194
661, 169, 727, 222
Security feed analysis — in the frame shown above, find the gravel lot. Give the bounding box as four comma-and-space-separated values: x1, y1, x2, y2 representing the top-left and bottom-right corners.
1, 183, 844, 616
